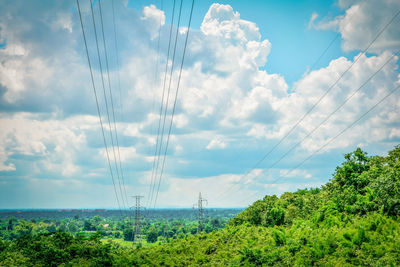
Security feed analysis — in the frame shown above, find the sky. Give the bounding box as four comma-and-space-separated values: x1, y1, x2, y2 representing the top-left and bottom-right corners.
0, 0, 399, 209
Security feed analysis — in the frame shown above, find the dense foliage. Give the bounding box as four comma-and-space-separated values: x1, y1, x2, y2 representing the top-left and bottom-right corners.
0, 209, 239, 243
0, 146, 399, 266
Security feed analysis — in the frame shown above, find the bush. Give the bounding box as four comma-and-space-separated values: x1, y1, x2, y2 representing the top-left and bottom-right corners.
123, 228, 134, 241
264, 207, 285, 227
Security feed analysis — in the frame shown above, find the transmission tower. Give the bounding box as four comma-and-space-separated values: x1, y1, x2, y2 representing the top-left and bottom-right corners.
131, 195, 145, 243
193, 192, 208, 233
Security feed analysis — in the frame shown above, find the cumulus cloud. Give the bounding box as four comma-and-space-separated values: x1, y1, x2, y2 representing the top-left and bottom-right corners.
201, 4, 262, 44
177, 4, 278, 133
141, 4, 165, 39
312, 0, 400, 53
285, 52, 400, 152
206, 137, 226, 150
236, 54, 399, 167
0, 113, 88, 175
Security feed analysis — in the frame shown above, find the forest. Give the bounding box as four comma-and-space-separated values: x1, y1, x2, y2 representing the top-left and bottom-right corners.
0, 208, 240, 244
0, 145, 399, 266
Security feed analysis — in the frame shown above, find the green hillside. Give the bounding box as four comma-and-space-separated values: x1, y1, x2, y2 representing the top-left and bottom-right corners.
1, 146, 399, 266
129, 146, 400, 266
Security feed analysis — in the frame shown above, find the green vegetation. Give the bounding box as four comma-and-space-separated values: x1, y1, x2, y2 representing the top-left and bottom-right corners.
0, 209, 238, 244
0, 146, 399, 266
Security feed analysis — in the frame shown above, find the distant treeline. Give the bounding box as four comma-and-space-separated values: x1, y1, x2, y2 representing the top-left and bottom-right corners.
0, 208, 242, 244
0, 208, 243, 220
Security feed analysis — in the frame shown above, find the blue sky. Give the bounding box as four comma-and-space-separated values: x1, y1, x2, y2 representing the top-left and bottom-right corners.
0, 0, 399, 209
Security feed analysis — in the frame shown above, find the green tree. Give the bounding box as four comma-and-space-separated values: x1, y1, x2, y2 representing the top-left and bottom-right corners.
369, 146, 400, 216
264, 207, 285, 227
210, 218, 221, 229
7, 217, 16, 231
123, 227, 134, 241
83, 220, 95, 231
146, 227, 158, 243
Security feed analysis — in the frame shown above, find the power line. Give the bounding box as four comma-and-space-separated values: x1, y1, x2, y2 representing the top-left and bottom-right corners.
148, 0, 178, 208
111, 0, 124, 146
89, 0, 127, 210
152, 0, 184, 207
237, 83, 400, 206
217, 50, 399, 202
217, 31, 340, 202
309, 33, 340, 71
146, 0, 165, 209
215, 9, 400, 202
97, 0, 129, 208
76, 0, 122, 215
148, 0, 177, 207
149, 0, 164, 136
110, 0, 128, 205
153, 0, 195, 208
264, 51, 399, 171
111, 0, 122, 118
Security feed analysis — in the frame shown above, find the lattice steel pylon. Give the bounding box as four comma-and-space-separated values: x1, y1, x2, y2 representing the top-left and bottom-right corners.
131, 195, 145, 244
193, 192, 207, 233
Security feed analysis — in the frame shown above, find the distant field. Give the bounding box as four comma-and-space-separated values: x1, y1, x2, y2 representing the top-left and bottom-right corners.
101, 237, 133, 248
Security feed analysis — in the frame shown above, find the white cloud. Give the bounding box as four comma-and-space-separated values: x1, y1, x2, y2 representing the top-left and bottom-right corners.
0, 151, 15, 171
313, 0, 400, 53
279, 169, 312, 179
52, 12, 73, 33
206, 137, 226, 150
153, 172, 261, 207
238, 51, 399, 154
0, 113, 90, 176
141, 4, 165, 40
173, 114, 188, 128
201, 4, 260, 43
308, 12, 319, 29
293, 52, 400, 151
